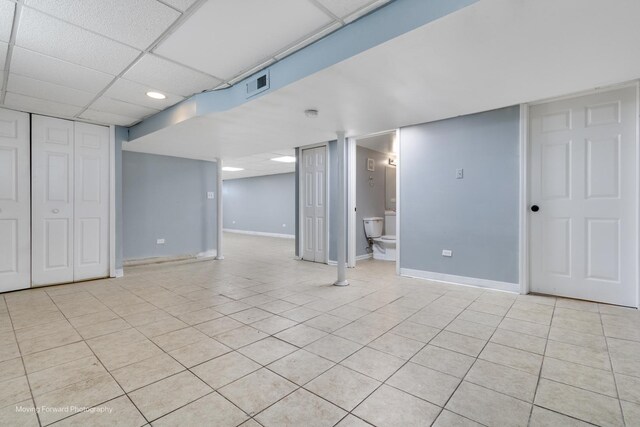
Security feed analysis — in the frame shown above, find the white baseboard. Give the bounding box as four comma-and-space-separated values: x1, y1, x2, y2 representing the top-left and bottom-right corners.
224, 229, 295, 239
400, 268, 519, 293
115, 268, 124, 278
197, 249, 217, 259
356, 253, 373, 261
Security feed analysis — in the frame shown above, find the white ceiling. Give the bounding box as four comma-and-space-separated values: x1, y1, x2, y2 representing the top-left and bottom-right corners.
357, 132, 395, 155
124, 0, 640, 170
0, 0, 390, 126
222, 149, 296, 180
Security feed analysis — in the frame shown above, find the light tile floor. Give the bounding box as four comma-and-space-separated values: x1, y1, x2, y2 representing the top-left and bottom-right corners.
0, 233, 639, 426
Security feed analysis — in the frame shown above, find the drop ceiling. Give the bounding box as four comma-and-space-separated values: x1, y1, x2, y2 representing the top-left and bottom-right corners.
222, 150, 296, 180
0, 0, 391, 126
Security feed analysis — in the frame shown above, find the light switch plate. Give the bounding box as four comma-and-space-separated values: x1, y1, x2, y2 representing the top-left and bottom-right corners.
157, 238, 165, 245
207, 192, 215, 199
456, 169, 464, 179
442, 249, 452, 257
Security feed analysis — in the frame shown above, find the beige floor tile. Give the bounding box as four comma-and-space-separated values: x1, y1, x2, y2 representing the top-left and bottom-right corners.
0, 332, 20, 363
479, 342, 543, 375
548, 326, 607, 350
556, 299, 599, 312
34, 373, 124, 425
465, 359, 538, 402
433, 410, 483, 426
215, 325, 269, 349
53, 395, 146, 427
230, 308, 273, 324
123, 309, 173, 327
76, 318, 131, 339
528, 406, 592, 426
489, 328, 547, 355
218, 368, 296, 416
195, 316, 244, 337
251, 315, 298, 335
445, 319, 496, 340
499, 317, 549, 338
0, 376, 31, 409
410, 345, 474, 378
18, 328, 83, 355
332, 322, 386, 345
551, 316, 603, 336
534, 379, 623, 426
176, 307, 224, 325
304, 334, 362, 363
608, 337, 640, 377
408, 310, 457, 329
215, 301, 253, 315
0, 399, 38, 426
305, 365, 380, 411
238, 337, 297, 365
128, 371, 211, 421
256, 388, 346, 427
430, 331, 487, 357
507, 307, 552, 325
304, 314, 351, 333
387, 362, 460, 406
367, 332, 423, 360
353, 384, 440, 427
28, 355, 107, 397
466, 301, 510, 317
275, 324, 327, 347
151, 327, 208, 352
268, 349, 334, 385
328, 305, 371, 321
446, 381, 531, 427
334, 414, 372, 427
135, 317, 188, 338
0, 358, 25, 383
457, 309, 503, 327
90, 338, 164, 371
162, 300, 212, 316
110, 302, 157, 317
545, 340, 610, 371
622, 400, 640, 426
192, 351, 261, 389
601, 314, 640, 342
341, 347, 404, 381
616, 372, 640, 404
110, 353, 185, 392
67, 310, 120, 328
281, 306, 322, 322
541, 357, 617, 397
169, 337, 231, 367
258, 299, 298, 314
391, 321, 440, 343
153, 392, 248, 427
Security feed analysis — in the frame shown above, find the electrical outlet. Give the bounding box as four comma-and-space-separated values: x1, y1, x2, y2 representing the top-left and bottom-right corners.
207, 192, 215, 199
442, 249, 452, 257
157, 238, 165, 245
456, 168, 464, 179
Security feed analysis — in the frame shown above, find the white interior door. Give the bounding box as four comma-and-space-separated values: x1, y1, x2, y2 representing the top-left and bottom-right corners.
301, 146, 327, 263
32, 115, 75, 286
0, 108, 30, 292
529, 86, 638, 306
74, 122, 109, 281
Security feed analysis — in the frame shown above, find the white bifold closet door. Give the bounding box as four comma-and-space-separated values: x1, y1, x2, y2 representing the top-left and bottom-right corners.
301, 146, 327, 263
32, 115, 109, 286
0, 109, 30, 292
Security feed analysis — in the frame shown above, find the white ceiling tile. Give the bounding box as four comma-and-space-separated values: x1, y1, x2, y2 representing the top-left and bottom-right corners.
10, 47, 114, 93
79, 109, 138, 126
7, 73, 96, 107
0, 41, 7, 70
315, 0, 374, 19
90, 96, 158, 119
24, 0, 180, 50
0, 0, 14, 42
3, 92, 83, 118
160, 0, 198, 12
155, 0, 332, 79
124, 54, 221, 96
343, 0, 390, 24
16, 7, 141, 74
103, 78, 184, 109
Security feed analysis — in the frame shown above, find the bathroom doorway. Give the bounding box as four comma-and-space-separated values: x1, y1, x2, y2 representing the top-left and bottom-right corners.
348, 130, 398, 270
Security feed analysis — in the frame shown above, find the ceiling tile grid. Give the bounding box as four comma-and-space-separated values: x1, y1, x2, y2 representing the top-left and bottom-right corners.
0, 0, 15, 42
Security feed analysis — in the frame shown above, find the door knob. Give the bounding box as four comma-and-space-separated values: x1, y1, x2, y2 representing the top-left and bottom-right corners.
530, 205, 540, 212
52, 209, 59, 214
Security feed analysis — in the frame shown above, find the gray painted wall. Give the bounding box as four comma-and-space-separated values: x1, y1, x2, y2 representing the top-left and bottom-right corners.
399, 106, 520, 283
356, 146, 388, 257
114, 126, 126, 270
122, 151, 217, 261
223, 173, 295, 235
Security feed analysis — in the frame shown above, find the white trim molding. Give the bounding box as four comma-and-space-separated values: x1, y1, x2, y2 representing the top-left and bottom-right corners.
109, 125, 116, 278
518, 104, 529, 295
400, 268, 519, 293
115, 268, 124, 278
224, 229, 295, 239
197, 249, 218, 259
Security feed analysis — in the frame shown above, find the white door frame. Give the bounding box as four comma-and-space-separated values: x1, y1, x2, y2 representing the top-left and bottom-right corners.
298, 142, 330, 264
519, 80, 640, 307
109, 125, 116, 278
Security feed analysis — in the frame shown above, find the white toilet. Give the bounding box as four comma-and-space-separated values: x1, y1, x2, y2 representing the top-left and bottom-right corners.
363, 211, 396, 261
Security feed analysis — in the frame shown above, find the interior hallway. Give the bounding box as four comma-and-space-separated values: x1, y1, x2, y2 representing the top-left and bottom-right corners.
0, 233, 639, 426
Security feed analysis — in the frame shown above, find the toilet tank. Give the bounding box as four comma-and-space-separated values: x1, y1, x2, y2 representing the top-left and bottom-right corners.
385, 211, 396, 236
363, 217, 383, 238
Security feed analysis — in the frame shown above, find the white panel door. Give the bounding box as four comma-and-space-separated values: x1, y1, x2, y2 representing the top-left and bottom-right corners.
0, 108, 30, 292
32, 115, 75, 286
74, 122, 109, 281
301, 146, 326, 263
530, 87, 637, 306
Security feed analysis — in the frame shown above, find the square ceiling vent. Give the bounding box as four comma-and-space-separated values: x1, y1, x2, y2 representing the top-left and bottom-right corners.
246, 70, 270, 98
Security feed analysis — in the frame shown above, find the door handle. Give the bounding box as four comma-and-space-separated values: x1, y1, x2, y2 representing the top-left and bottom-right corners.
52, 209, 60, 214
530, 205, 540, 212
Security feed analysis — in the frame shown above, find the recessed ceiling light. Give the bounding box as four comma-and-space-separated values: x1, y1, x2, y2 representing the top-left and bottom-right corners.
146, 91, 166, 100
271, 156, 296, 163
222, 166, 244, 172
304, 109, 318, 118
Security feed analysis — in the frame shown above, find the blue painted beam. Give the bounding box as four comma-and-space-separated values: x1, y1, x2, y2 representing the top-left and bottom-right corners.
129, 0, 478, 140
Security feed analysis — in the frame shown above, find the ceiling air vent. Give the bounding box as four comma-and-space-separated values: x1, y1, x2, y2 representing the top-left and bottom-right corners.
246, 70, 270, 98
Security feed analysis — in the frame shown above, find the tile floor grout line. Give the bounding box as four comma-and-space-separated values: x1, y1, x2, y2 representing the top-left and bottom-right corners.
600, 306, 627, 426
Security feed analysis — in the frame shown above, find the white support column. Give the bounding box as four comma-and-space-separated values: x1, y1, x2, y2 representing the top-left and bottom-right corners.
216, 158, 224, 260
334, 132, 349, 286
